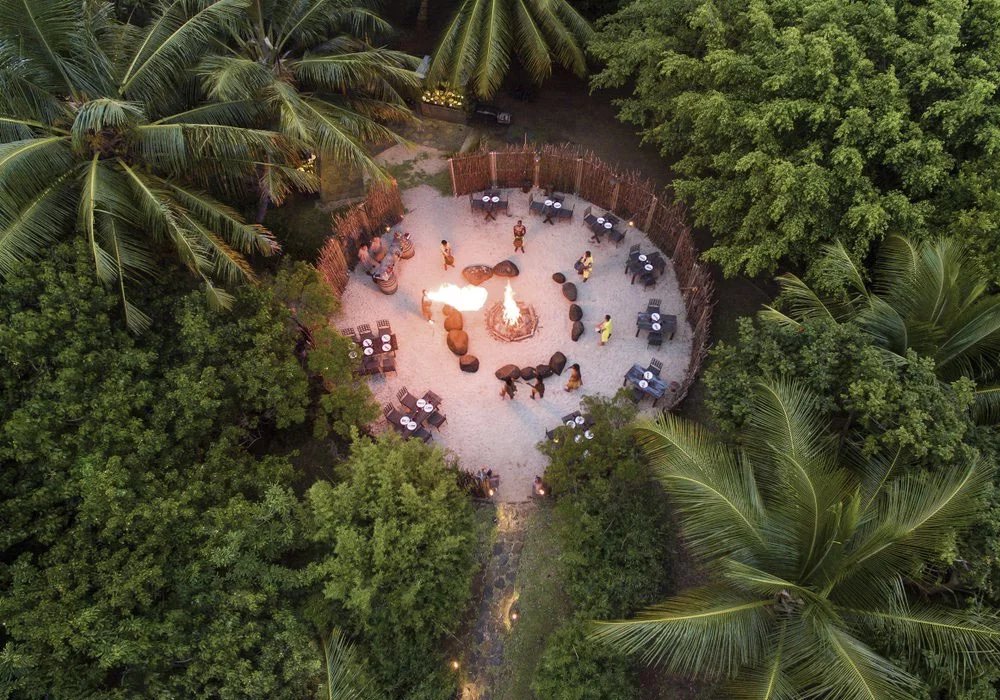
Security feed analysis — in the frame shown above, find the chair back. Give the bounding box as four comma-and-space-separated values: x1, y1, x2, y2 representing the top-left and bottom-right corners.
376, 319, 391, 332
340, 327, 357, 341
357, 322, 372, 335
583, 205, 592, 219
382, 403, 395, 418
647, 298, 661, 313
650, 358, 663, 375
396, 386, 409, 401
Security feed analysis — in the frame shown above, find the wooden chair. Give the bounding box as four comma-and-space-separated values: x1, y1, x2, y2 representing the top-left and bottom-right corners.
626, 244, 640, 273
376, 319, 392, 335
413, 426, 433, 443
649, 358, 663, 377
382, 403, 406, 428
426, 410, 446, 431
424, 390, 443, 406
582, 205, 596, 227
397, 386, 419, 412
647, 298, 662, 314
648, 331, 663, 349
340, 327, 358, 343
380, 355, 397, 377
641, 272, 657, 289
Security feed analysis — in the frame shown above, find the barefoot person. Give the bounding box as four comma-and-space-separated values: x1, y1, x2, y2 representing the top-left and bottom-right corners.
596, 315, 613, 346
564, 363, 582, 392
499, 377, 517, 400
530, 375, 545, 400
576, 250, 594, 282
441, 240, 455, 271
420, 289, 432, 321
513, 219, 526, 253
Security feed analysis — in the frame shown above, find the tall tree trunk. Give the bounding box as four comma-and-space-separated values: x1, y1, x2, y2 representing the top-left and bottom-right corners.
417, 0, 429, 34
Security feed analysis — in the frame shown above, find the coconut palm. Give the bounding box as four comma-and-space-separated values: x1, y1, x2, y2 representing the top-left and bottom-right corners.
761, 235, 1000, 423
320, 628, 374, 700
427, 0, 593, 99
198, 0, 420, 205
0, 0, 305, 331
591, 381, 1000, 699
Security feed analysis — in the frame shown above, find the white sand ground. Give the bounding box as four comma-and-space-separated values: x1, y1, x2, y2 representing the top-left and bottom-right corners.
336, 180, 693, 502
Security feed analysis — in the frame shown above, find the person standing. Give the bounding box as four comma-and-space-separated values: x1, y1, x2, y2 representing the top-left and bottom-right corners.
564, 363, 582, 392
441, 240, 455, 271
513, 219, 526, 253
597, 315, 613, 346
576, 250, 594, 282
420, 289, 432, 321
499, 377, 517, 400
530, 375, 545, 400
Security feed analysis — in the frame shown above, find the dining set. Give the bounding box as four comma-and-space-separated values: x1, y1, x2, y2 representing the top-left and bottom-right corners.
625, 245, 667, 289
382, 386, 446, 442
545, 410, 596, 443
528, 192, 574, 224
623, 358, 678, 406
582, 206, 627, 245
470, 189, 509, 221
635, 298, 677, 348
342, 320, 398, 376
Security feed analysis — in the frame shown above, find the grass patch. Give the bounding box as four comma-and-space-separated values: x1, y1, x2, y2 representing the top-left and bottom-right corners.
492, 503, 571, 700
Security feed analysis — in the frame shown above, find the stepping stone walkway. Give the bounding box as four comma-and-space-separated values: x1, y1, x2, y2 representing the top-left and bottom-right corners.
459, 502, 535, 700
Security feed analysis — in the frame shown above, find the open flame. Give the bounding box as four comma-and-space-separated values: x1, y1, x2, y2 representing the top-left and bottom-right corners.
502, 282, 521, 326
426, 283, 488, 311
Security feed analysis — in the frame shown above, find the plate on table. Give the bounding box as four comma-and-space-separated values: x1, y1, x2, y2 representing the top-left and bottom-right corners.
382, 343, 392, 351
644, 264, 653, 271
363, 347, 374, 355
362, 338, 372, 347
643, 371, 653, 380
349, 351, 357, 359
423, 404, 433, 413
652, 323, 661, 331
604, 222, 612, 229
406, 421, 417, 431
553, 202, 562, 209
416, 398, 426, 408
585, 430, 594, 440
638, 254, 647, 262
597, 217, 605, 224
639, 379, 649, 389
574, 434, 582, 443
651, 312, 660, 321
399, 416, 409, 425
482, 195, 490, 202
566, 420, 576, 427
492, 196, 500, 203
544, 199, 553, 206
381, 334, 390, 342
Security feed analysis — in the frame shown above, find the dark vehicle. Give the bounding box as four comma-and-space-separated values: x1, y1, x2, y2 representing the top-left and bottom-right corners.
471, 103, 512, 126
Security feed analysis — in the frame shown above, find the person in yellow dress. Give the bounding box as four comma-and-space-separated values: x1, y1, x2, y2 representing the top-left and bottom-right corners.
597, 315, 612, 346
577, 250, 594, 282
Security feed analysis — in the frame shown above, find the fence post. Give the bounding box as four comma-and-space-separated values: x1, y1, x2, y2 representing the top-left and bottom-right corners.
644, 195, 658, 232
448, 158, 457, 197
574, 158, 584, 195
533, 152, 541, 188
610, 178, 621, 211
489, 151, 497, 188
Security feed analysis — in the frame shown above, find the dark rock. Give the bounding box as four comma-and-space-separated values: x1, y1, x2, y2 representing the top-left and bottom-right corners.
520, 366, 536, 381
535, 364, 553, 379
460, 355, 479, 373
493, 259, 520, 277
562, 282, 577, 301
552, 272, 566, 284
462, 264, 494, 286
495, 364, 521, 380
568, 304, 583, 322
444, 312, 464, 331
549, 351, 567, 375
447, 330, 469, 356
571, 321, 584, 341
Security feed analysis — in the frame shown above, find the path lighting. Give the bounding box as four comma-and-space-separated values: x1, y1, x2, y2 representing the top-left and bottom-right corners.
450, 660, 460, 671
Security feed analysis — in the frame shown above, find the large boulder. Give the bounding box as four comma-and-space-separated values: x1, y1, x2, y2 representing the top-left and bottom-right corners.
495, 364, 521, 380
535, 364, 553, 379
447, 330, 469, 356
568, 304, 583, 322
549, 351, 567, 375
460, 355, 480, 373
552, 272, 566, 284
562, 282, 577, 302
493, 259, 520, 277
444, 313, 464, 331
462, 264, 493, 286
520, 366, 536, 381
571, 321, 584, 341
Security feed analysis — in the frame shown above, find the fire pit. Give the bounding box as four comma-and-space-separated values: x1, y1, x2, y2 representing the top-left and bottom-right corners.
485, 282, 538, 342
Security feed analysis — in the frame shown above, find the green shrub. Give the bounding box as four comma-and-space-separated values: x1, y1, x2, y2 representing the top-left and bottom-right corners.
532, 620, 639, 700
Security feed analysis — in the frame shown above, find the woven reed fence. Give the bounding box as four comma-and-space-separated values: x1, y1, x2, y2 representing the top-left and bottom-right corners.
449, 144, 714, 410
316, 181, 404, 296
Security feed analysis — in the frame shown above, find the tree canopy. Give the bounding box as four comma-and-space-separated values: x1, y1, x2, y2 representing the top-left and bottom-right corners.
590, 0, 1000, 279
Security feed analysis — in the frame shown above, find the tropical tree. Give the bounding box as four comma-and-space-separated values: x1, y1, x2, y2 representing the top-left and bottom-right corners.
0, 0, 307, 331
199, 0, 421, 205
321, 629, 375, 700
762, 234, 1000, 424
427, 0, 594, 99
591, 381, 1000, 699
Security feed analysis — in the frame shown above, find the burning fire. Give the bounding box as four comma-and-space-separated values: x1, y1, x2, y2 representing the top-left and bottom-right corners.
426, 283, 488, 311
502, 282, 521, 326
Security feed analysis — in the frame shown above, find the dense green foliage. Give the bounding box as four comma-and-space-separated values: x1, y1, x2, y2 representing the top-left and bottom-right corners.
532, 620, 639, 700
593, 381, 1000, 699
591, 0, 1000, 278
307, 435, 477, 699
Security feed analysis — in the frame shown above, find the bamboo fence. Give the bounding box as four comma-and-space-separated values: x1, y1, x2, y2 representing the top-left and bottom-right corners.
448, 144, 715, 411
316, 181, 404, 296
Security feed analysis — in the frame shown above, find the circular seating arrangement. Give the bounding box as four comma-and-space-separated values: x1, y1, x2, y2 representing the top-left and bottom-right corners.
535, 364, 554, 379
568, 304, 582, 322
495, 364, 521, 380
493, 260, 520, 277
552, 272, 566, 284
520, 366, 536, 381
571, 321, 584, 342
562, 282, 577, 302
549, 351, 567, 375
444, 313, 464, 331
460, 355, 480, 373
462, 265, 493, 286
447, 330, 469, 356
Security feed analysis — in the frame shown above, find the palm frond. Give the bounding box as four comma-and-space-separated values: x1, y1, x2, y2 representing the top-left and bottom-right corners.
198, 55, 274, 101
0, 0, 85, 98
971, 382, 1000, 425
472, 0, 513, 99
533, 0, 588, 78
0, 171, 75, 276
321, 628, 373, 700
511, 0, 552, 85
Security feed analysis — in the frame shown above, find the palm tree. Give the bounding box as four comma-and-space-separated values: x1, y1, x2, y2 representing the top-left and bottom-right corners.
198, 0, 420, 207
0, 0, 300, 331
761, 235, 1000, 423
320, 628, 374, 700
427, 0, 593, 99
591, 381, 1000, 699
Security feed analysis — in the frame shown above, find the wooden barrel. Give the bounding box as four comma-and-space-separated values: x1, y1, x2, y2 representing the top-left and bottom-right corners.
375, 273, 398, 294
400, 237, 415, 259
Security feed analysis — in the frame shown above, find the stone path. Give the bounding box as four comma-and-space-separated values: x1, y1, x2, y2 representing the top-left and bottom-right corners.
459, 501, 534, 700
